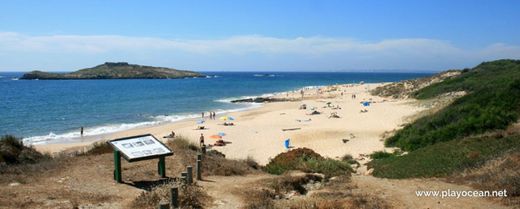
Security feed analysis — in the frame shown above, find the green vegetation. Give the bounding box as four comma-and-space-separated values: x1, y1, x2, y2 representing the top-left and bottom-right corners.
369, 151, 401, 160
371, 59, 520, 182
0, 135, 49, 164
370, 134, 520, 178
20, 62, 203, 79
386, 60, 520, 151
265, 148, 352, 177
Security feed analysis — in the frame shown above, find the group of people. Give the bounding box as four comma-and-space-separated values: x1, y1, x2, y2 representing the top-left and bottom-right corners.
203, 111, 217, 120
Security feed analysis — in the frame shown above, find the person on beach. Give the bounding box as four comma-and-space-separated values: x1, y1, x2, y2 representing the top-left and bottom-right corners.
212, 112, 216, 120
199, 133, 205, 147
202, 112, 205, 119
80, 127, 84, 137
300, 89, 304, 100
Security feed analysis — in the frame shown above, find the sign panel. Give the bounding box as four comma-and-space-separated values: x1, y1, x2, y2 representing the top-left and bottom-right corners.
108, 134, 173, 162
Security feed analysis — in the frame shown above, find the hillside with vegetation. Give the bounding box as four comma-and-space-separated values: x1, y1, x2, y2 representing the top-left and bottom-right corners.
20, 62, 203, 79
369, 60, 520, 205
387, 59, 520, 151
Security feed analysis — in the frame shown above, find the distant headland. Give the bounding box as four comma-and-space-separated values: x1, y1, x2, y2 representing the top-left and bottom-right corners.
20, 62, 204, 80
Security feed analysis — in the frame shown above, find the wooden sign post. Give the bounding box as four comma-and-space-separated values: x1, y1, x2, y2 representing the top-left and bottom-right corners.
108, 134, 173, 183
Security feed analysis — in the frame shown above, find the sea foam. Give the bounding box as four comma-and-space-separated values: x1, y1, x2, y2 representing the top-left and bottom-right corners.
22, 104, 261, 145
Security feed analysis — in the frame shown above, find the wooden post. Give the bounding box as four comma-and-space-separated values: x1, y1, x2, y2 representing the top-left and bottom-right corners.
201, 144, 206, 155
181, 172, 187, 184
158, 156, 166, 178
170, 187, 179, 209
186, 166, 193, 184
196, 154, 202, 180
113, 150, 122, 183
158, 202, 169, 209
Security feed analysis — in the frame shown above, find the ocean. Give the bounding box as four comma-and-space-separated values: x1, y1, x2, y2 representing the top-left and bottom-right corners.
0, 71, 431, 144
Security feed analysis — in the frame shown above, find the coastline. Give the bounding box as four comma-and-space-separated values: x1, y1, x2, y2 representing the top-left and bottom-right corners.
34, 82, 424, 165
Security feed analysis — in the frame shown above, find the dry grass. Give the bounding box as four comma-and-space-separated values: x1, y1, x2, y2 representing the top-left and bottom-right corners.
450, 150, 520, 207
166, 137, 259, 176
80, 141, 113, 155
0, 135, 50, 165
131, 181, 210, 209
242, 174, 390, 209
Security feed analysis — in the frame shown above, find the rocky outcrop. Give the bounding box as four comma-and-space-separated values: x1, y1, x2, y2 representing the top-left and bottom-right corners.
20, 62, 203, 80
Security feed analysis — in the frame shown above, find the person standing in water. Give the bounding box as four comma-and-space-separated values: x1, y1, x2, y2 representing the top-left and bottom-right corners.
80, 127, 84, 137
201, 112, 205, 119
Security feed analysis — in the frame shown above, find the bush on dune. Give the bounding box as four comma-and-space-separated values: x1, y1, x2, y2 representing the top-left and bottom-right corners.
166, 137, 259, 176
131, 181, 209, 209
369, 151, 401, 160
265, 148, 352, 177
0, 135, 49, 165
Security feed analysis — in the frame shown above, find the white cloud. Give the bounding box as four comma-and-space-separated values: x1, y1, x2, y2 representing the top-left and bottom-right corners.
0, 32, 519, 71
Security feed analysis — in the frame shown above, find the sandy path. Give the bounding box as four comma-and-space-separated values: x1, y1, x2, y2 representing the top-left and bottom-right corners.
198, 174, 273, 209
352, 175, 511, 209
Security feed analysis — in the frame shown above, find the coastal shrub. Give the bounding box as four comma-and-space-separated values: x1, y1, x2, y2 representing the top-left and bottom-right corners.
369, 150, 403, 160
81, 141, 112, 155
370, 134, 520, 178
450, 150, 520, 206
369, 151, 394, 160
167, 136, 199, 152
203, 155, 258, 176
131, 181, 209, 209
387, 60, 520, 151
341, 154, 359, 166
166, 136, 258, 176
0, 135, 49, 164
269, 174, 324, 195
242, 174, 389, 209
264, 148, 352, 177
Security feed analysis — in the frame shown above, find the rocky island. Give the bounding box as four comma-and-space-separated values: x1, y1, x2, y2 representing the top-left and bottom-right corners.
20, 62, 204, 79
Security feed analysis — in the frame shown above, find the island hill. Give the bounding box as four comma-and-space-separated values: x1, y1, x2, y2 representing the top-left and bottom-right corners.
20, 62, 204, 80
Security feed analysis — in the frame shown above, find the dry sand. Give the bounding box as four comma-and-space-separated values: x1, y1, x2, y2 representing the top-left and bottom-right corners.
35, 83, 423, 165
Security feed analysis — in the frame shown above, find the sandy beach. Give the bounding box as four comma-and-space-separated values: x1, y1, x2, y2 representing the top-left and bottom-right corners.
35, 83, 423, 165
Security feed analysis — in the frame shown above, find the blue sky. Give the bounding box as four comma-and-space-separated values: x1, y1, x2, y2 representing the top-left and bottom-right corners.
1, 0, 519, 72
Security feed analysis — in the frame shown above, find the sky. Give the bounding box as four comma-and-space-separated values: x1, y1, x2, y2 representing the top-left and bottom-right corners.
0, 0, 520, 72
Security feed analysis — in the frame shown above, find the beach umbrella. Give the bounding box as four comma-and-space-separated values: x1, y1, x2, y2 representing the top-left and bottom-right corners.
218, 132, 226, 136
209, 135, 222, 139
219, 116, 235, 121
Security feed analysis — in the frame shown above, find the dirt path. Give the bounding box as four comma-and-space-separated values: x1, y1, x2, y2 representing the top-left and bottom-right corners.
198, 174, 273, 209
198, 168, 512, 209
352, 174, 511, 209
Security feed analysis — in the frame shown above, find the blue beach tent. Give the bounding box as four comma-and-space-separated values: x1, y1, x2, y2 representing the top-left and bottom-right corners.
284, 138, 291, 149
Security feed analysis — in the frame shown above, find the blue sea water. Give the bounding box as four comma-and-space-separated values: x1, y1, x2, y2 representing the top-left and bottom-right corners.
0, 71, 431, 144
